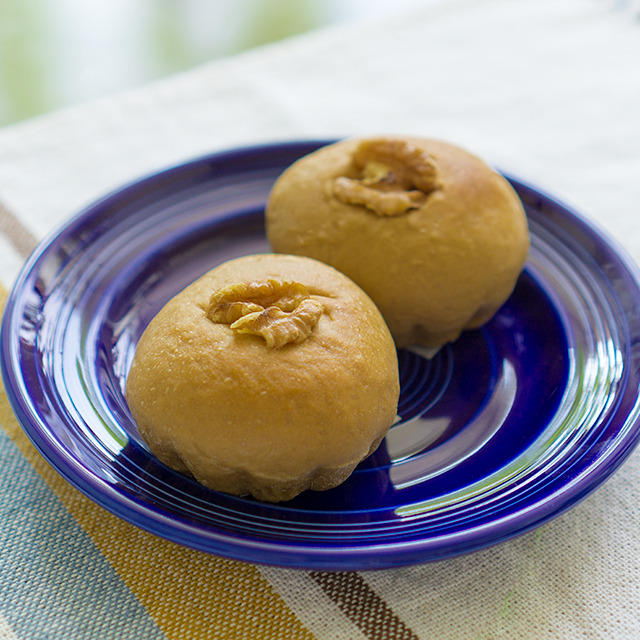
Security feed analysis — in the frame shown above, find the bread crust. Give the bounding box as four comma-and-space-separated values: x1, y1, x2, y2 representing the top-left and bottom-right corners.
126, 253, 400, 502
266, 137, 530, 347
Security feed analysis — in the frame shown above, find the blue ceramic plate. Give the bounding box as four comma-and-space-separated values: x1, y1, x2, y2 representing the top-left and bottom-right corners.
3, 141, 640, 570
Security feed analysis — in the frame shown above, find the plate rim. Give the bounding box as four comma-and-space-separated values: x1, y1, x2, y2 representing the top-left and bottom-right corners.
3, 139, 640, 570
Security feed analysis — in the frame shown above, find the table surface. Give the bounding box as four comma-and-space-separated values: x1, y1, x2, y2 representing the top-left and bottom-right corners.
1, 1, 639, 638
0, 0, 424, 127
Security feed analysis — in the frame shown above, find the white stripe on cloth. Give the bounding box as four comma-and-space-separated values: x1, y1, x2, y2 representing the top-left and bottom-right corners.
258, 567, 368, 640
0, 234, 25, 290
0, 612, 19, 640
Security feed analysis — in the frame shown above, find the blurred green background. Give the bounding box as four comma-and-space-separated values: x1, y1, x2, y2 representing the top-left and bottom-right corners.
0, 0, 419, 127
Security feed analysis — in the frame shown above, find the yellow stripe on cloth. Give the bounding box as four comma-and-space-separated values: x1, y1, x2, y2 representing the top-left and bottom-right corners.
0, 285, 314, 640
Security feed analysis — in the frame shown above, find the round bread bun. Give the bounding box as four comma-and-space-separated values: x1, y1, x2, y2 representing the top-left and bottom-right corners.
266, 137, 530, 348
125, 253, 399, 502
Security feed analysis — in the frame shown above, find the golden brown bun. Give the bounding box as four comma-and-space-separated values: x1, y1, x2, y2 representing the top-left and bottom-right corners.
266, 137, 530, 348
125, 253, 399, 502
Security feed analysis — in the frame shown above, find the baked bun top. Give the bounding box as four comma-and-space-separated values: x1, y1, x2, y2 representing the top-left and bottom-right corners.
126, 253, 399, 502
266, 137, 530, 348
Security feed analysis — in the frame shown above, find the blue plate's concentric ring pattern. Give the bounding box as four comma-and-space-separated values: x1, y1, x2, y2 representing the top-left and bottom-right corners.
2, 141, 640, 569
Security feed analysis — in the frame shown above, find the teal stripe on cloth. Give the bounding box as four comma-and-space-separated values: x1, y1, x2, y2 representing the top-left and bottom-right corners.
0, 428, 166, 640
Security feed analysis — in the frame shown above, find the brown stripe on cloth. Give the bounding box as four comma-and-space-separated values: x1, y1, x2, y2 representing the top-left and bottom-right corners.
309, 571, 419, 640
0, 200, 38, 257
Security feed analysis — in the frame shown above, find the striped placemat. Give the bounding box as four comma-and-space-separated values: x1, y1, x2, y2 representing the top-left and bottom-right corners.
2, 185, 639, 638
0, 178, 640, 640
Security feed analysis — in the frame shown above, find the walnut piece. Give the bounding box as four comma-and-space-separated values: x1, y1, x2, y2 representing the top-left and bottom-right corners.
230, 298, 324, 348
332, 138, 439, 216
207, 279, 324, 348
